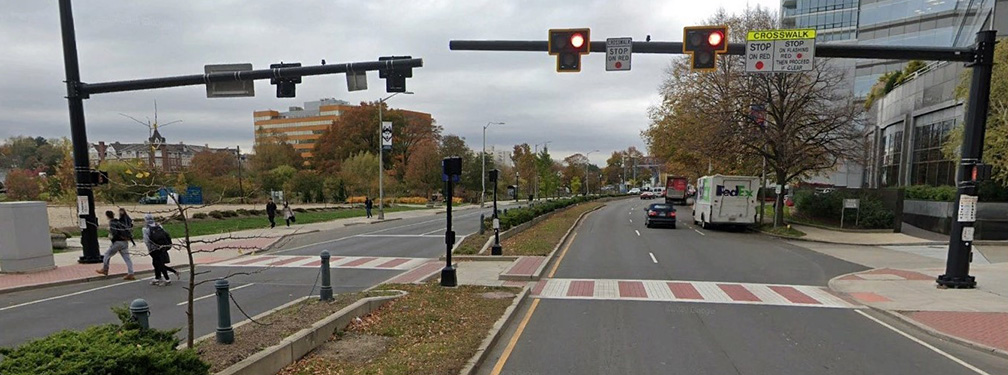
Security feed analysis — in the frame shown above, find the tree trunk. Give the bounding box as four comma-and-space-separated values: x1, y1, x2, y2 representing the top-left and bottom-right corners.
180, 203, 195, 348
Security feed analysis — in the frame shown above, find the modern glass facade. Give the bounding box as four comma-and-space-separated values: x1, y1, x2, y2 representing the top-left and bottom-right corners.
781, 0, 859, 42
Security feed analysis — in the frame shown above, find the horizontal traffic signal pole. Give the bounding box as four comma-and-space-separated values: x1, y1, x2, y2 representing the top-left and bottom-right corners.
79, 58, 424, 96
449, 40, 975, 62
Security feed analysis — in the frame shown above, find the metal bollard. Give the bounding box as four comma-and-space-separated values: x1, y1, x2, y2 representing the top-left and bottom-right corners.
215, 279, 234, 344
129, 298, 150, 329
479, 213, 485, 235
320, 250, 333, 301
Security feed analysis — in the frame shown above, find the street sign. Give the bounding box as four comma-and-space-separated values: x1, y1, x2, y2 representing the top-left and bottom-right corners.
204, 63, 255, 98
843, 199, 860, 209
958, 194, 978, 222
606, 37, 632, 71
745, 29, 816, 73
381, 121, 393, 149
346, 71, 367, 92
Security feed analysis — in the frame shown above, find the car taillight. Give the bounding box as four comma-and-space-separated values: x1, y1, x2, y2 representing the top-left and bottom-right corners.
648, 210, 657, 217
670, 212, 676, 217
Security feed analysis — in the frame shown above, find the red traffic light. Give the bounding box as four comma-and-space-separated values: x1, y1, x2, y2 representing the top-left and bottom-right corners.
570, 33, 585, 49
708, 30, 724, 47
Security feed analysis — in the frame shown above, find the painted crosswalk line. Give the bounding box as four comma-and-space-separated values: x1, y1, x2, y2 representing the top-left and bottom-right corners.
531, 278, 859, 309
209, 255, 430, 271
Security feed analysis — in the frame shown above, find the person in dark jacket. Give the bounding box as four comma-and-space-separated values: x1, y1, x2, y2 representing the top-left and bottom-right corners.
143, 214, 178, 286
365, 197, 373, 218
266, 198, 277, 228
118, 208, 136, 246
96, 210, 134, 280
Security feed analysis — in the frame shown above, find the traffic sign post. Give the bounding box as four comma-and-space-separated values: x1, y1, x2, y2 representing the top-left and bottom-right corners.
745, 29, 816, 73
606, 37, 632, 71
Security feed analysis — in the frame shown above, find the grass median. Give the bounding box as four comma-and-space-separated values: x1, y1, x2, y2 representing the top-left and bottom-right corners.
502, 201, 604, 256
758, 223, 806, 238
278, 283, 519, 375
89, 206, 424, 239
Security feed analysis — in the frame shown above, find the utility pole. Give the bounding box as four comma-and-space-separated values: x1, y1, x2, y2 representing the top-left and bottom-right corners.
481, 121, 504, 208
59, 0, 100, 263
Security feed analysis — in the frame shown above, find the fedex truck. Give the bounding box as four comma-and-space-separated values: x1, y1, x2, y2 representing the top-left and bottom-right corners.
692, 175, 760, 229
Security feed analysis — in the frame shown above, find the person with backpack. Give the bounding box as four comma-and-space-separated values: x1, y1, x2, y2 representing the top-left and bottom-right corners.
96, 210, 134, 280
142, 214, 178, 286
283, 201, 295, 227
266, 197, 278, 228
118, 208, 137, 246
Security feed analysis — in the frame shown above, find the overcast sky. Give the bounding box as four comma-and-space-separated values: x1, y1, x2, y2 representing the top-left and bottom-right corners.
0, 0, 776, 165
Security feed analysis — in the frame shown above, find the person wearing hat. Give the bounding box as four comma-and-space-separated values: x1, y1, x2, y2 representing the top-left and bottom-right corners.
142, 214, 179, 286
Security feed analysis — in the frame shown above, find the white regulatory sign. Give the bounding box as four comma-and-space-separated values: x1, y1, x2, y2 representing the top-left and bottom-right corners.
606, 37, 632, 71
962, 227, 975, 242
77, 195, 89, 216
746, 29, 816, 73
958, 194, 978, 222
843, 199, 860, 209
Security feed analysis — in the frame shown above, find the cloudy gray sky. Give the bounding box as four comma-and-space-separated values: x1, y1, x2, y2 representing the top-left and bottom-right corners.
0, 0, 775, 165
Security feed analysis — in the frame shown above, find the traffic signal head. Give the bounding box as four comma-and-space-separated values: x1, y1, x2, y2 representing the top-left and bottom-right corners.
90, 170, 109, 185
683, 26, 728, 72
270, 62, 302, 98
549, 28, 591, 72
379, 56, 414, 93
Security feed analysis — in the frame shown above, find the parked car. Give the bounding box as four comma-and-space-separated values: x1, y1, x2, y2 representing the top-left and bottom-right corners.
644, 203, 677, 228
628, 188, 641, 195
138, 194, 168, 204
640, 191, 654, 200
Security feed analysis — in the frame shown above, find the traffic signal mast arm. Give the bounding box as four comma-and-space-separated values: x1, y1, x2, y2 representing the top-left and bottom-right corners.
449, 40, 975, 62
75, 58, 424, 97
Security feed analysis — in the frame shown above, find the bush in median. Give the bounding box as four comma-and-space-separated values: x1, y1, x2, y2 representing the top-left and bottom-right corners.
0, 307, 210, 375
793, 189, 894, 229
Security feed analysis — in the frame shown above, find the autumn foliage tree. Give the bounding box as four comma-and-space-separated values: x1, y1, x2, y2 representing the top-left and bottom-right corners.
4, 169, 41, 200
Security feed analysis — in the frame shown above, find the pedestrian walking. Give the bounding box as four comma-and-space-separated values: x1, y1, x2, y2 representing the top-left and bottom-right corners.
283, 201, 295, 227
96, 210, 135, 280
365, 197, 373, 218
266, 197, 277, 228
142, 214, 179, 286
118, 208, 136, 246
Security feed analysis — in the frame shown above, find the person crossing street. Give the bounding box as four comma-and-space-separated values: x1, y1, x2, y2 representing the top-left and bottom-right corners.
142, 214, 178, 286
96, 210, 134, 280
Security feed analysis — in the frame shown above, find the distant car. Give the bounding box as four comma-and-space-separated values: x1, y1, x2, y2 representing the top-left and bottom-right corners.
138, 195, 167, 204
628, 188, 641, 195
652, 187, 666, 198
645, 203, 677, 228
640, 191, 654, 200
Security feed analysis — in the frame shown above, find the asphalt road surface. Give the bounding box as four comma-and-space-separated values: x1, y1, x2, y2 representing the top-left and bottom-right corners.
0, 202, 513, 348
481, 198, 1008, 375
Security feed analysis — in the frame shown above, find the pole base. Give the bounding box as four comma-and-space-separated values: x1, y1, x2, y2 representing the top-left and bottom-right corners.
440, 266, 457, 287
216, 328, 234, 344
491, 244, 502, 256
936, 274, 976, 289
78, 255, 102, 264
320, 286, 333, 301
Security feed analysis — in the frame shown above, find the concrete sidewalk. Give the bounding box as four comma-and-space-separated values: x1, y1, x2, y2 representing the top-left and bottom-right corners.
790, 224, 946, 245
794, 237, 1008, 357
0, 205, 473, 294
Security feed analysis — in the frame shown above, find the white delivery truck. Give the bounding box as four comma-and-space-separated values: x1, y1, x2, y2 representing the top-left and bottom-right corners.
692, 175, 760, 229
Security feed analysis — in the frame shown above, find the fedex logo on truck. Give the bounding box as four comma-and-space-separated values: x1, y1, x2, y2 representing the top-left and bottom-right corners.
716, 184, 753, 197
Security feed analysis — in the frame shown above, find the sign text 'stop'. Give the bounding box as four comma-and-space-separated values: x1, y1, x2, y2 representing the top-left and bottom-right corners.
747, 29, 816, 41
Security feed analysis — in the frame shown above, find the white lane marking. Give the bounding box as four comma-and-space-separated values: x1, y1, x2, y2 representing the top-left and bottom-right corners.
694, 229, 705, 236
177, 283, 254, 306
356, 234, 441, 238
421, 228, 443, 235
629, 219, 633, 223
0, 277, 149, 312
635, 230, 641, 236
649, 252, 658, 263
854, 310, 991, 375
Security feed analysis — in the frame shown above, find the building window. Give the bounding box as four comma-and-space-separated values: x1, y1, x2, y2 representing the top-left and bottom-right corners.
880, 128, 903, 187
911, 119, 956, 186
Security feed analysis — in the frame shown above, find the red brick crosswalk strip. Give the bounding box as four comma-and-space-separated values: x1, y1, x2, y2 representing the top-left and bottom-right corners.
376, 258, 411, 268
618, 281, 647, 298
567, 280, 595, 297
232, 256, 276, 266
667, 282, 703, 300
768, 286, 821, 304
342, 257, 378, 267
718, 283, 761, 302
269, 256, 314, 266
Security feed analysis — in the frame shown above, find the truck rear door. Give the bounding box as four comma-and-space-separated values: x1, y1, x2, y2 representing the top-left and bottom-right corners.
716, 178, 755, 222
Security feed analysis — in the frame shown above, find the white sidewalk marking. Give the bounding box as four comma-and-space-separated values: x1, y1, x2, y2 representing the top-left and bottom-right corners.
177, 283, 254, 306
855, 310, 992, 375
649, 252, 658, 264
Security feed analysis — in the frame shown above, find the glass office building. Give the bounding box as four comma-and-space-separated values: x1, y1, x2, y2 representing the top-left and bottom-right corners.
781, 0, 860, 42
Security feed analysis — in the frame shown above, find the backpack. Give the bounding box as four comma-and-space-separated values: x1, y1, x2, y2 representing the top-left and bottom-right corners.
149, 225, 172, 248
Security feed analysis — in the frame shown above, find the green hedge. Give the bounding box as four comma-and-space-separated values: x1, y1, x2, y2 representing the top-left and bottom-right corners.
905, 182, 1008, 202
793, 189, 894, 229
0, 307, 209, 375
486, 195, 606, 231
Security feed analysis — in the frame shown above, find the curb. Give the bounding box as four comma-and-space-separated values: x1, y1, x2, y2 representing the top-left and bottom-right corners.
188, 296, 312, 349
441, 255, 521, 262
458, 287, 530, 375
215, 290, 407, 375
368, 217, 403, 224
827, 271, 1008, 360
760, 230, 946, 246
790, 221, 895, 233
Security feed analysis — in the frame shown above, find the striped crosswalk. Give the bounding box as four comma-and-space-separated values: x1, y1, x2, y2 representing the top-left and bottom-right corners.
209, 255, 429, 271
532, 278, 859, 309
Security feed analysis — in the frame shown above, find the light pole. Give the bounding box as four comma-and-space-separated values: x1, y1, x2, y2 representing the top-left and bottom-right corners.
377, 91, 413, 220
584, 150, 598, 196
481, 121, 504, 208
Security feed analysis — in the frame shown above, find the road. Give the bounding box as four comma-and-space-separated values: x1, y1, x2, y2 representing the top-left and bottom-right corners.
0, 202, 514, 348
481, 198, 1008, 375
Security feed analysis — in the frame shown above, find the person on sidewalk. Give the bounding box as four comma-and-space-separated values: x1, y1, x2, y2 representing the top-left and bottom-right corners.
142, 214, 179, 286
283, 201, 295, 227
118, 208, 136, 247
96, 210, 134, 280
365, 197, 373, 218
266, 197, 277, 228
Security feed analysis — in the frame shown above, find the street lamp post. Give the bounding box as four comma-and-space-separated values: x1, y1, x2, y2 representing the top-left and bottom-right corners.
490, 169, 502, 255
377, 91, 413, 220
584, 150, 598, 196
481, 121, 504, 208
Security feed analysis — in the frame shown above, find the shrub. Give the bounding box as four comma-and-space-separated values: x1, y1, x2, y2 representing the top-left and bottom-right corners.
249, 209, 264, 215
905, 185, 957, 201
191, 212, 208, 220
395, 196, 429, 204
207, 210, 224, 219
0, 306, 210, 375
979, 180, 1008, 202
235, 209, 250, 216
793, 189, 894, 229
220, 210, 238, 218
293, 208, 307, 213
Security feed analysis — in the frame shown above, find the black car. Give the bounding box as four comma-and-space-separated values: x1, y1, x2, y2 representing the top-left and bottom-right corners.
644, 203, 677, 229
